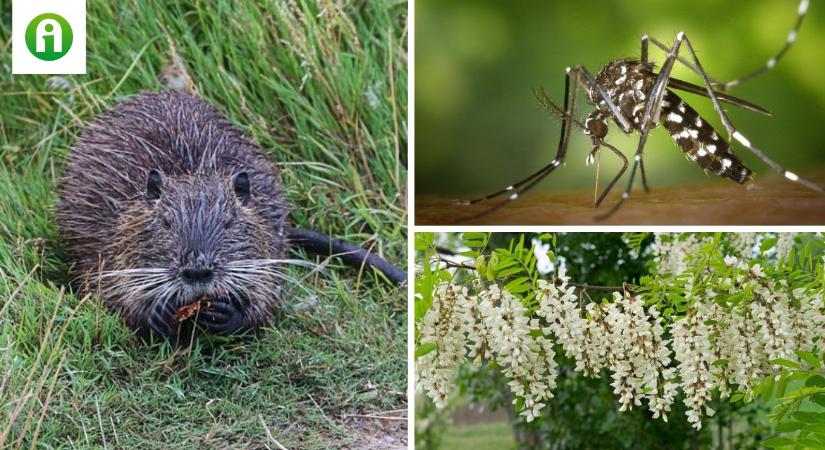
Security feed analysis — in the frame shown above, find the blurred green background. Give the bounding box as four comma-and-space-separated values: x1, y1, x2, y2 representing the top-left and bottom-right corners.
415, 0, 825, 196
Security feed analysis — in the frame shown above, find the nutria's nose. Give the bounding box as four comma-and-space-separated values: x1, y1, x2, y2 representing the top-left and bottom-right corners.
181, 268, 214, 284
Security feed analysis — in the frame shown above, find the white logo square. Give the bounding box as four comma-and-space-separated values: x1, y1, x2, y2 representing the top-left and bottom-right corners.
12, 0, 86, 74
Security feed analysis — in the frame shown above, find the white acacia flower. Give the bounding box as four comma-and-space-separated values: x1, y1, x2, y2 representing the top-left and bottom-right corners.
654, 235, 706, 275
599, 292, 677, 418
415, 282, 474, 408
532, 239, 554, 274
672, 311, 714, 430
481, 286, 558, 421
750, 264, 765, 277
537, 277, 603, 378
775, 234, 796, 259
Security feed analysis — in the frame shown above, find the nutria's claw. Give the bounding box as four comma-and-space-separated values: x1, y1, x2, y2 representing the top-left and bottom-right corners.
197, 295, 246, 335
147, 300, 178, 340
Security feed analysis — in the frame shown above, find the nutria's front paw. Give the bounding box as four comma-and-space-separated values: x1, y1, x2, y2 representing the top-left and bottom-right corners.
197, 295, 246, 335
147, 299, 179, 340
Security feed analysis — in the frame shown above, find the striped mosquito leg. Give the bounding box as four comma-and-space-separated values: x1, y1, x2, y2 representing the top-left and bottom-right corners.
721, 0, 809, 90
729, 131, 824, 192
637, 37, 661, 193
656, 33, 825, 193
638, 158, 650, 193
455, 67, 580, 218
454, 156, 563, 206
596, 134, 653, 220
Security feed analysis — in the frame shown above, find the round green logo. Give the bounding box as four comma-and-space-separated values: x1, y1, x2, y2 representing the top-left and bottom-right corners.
25, 13, 73, 61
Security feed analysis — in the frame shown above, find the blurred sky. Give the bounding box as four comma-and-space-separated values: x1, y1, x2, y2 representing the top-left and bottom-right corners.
415, 0, 825, 196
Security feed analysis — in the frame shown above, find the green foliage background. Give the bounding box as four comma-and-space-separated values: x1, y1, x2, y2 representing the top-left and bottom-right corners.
415, 0, 825, 196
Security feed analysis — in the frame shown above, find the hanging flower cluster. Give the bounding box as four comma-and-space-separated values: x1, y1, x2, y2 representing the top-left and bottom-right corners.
415, 282, 558, 421
415, 253, 825, 430
535, 270, 679, 419
416, 282, 472, 408
671, 308, 715, 428
477, 285, 558, 421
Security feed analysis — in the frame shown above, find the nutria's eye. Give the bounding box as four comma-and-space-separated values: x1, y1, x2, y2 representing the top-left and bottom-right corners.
233, 172, 250, 205
146, 169, 163, 201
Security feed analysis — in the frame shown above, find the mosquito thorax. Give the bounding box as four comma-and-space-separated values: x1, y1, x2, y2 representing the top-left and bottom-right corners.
590, 59, 658, 132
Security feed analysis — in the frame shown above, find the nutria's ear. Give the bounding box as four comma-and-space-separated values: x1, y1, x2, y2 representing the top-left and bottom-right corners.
146, 170, 163, 201
233, 172, 250, 204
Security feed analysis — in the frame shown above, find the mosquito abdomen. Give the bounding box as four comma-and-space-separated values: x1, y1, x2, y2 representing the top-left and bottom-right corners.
660, 91, 752, 184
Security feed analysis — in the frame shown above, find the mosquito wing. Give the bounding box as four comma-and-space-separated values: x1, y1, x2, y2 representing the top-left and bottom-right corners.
665, 77, 771, 116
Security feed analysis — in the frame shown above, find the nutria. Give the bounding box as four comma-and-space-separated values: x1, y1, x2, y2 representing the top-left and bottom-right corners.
57, 91, 404, 341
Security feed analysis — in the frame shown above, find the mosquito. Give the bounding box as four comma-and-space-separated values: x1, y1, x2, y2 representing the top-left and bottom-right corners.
458, 0, 817, 220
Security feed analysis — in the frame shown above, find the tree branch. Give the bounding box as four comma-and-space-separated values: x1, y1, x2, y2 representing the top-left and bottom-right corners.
560, 279, 631, 293
433, 255, 475, 270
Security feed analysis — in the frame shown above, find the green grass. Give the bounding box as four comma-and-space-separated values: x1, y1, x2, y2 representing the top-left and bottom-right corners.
441, 421, 515, 450
0, 0, 407, 448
